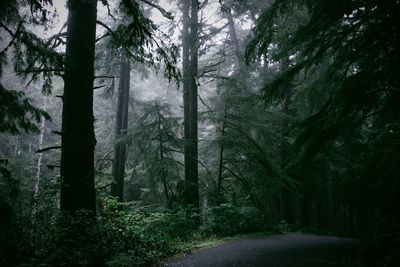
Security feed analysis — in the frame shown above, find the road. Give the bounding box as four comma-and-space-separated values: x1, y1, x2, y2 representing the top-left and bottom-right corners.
160, 234, 360, 267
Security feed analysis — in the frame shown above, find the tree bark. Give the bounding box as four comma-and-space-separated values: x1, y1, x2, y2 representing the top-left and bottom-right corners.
111, 59, 130, 202
60, 0, 97, 213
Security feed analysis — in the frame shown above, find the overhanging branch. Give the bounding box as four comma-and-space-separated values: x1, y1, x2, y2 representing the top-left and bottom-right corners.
139, 0, 174, 20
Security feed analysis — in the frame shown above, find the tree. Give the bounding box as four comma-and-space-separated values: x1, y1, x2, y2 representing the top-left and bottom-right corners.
182, 0, 200, 212
246, 0, 400, 244
61, 0, 179, 211
247, 0, 400, 157
122, 99, 182, 204
94, 0, 179, 203
110, 59, 130, 202
0, 0, 59, 135
59, 0, 97, 213
220, 0, 249, 93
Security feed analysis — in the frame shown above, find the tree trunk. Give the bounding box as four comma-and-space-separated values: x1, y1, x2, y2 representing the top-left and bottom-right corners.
182, 0, 199, 212
226, 7, 248, 93
31, 98, 47, 225
217, 104, 227, 196
60, 0, 97, 213
111, 59, 130, 202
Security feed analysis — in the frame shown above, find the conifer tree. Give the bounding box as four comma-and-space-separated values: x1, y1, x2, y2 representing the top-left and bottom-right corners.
182, 0, 200, 212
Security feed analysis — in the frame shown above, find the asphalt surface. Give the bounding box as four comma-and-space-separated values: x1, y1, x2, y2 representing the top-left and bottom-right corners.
160, 234, 360, 267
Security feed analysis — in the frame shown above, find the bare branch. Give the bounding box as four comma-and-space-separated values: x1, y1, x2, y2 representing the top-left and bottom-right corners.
139, 0, 174, 20
95, 75, 118, 79
96, 20, 115, 35
100, 0, 116, 21
51, 131, 62, 135
96, 33, 111, 43
93, 84, 107, 90
47, 165, 61, 170
198, 59, 225, 78
198, 93, 213, 113
36, 146, 62, 153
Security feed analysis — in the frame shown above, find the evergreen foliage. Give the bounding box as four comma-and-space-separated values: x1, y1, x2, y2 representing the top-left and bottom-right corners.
247, 0, 400, 154
1, 0, 399, 265
0, 84, 50, 134
0, 0, 61, 135
247, 0, 400, 264
122, 100, 182, 204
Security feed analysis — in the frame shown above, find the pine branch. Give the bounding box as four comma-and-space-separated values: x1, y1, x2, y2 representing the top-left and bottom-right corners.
0, 21, 23, 54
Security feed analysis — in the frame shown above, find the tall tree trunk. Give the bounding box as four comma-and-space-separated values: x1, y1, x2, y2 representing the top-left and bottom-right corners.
217, 104, 227, 196
182, 0, 199, 212
60, 0, 97, 213
31, 98, 47, 225
111, 60, 130, 202
226, 6, 248, 93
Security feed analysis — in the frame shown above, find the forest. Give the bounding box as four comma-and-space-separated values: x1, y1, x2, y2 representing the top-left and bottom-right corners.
0, 0, 399, 266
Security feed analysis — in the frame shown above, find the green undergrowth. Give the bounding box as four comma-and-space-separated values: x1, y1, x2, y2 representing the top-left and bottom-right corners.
2, 199, 276, 267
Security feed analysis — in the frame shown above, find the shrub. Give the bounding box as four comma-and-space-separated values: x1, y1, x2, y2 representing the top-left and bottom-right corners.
201, 204, 264, 236
7, 198, 199, 267
94, 198, 197, 266
272, 220, 292, 234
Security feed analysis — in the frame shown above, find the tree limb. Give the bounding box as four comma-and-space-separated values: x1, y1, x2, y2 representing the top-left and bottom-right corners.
139, 0, 174, 20
198, 93, 213, 113
51, 130, 62, 135
93, 84, 107, 90
95, 75, 118, 79
36, 146, 61, 153
96, 20, 115, 35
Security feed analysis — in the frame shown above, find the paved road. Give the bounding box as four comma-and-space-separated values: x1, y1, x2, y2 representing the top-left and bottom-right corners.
160, 234, 360, 267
